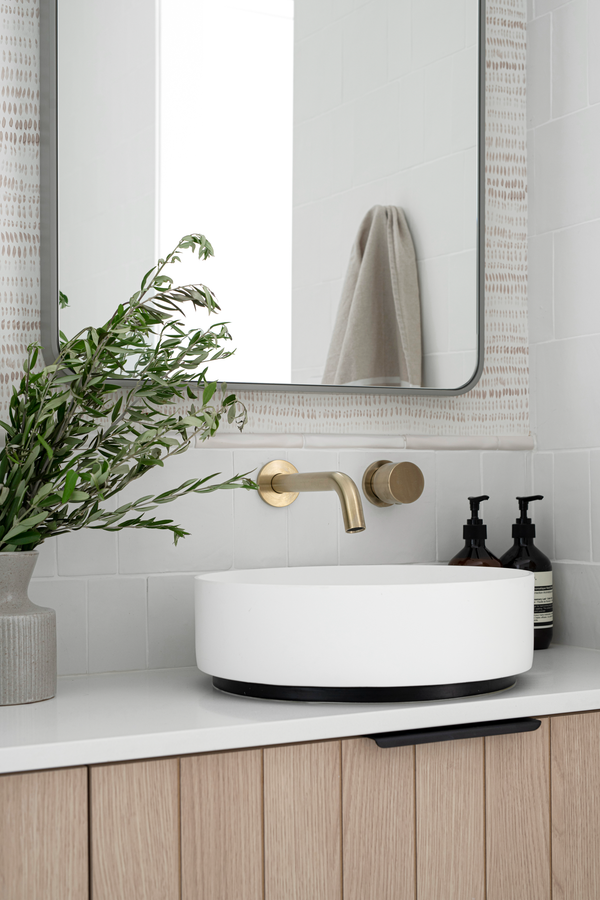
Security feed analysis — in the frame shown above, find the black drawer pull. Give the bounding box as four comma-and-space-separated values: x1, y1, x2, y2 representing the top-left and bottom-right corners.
367, 717, 541, 748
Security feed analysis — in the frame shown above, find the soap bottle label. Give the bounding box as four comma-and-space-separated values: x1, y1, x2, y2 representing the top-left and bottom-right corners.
534, 571, 553, 628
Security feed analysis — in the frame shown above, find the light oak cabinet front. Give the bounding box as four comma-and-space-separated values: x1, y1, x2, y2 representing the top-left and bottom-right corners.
91, 759, 180, 900
2, 711, 600, 899
0, 767, 88, 900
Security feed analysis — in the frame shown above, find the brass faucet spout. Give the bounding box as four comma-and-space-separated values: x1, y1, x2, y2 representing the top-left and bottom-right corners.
257, 461, 366, 534
273, 471, 366, 533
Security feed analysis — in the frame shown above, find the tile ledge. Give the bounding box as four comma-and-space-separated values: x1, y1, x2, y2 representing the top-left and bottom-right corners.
201, 433, 534, 451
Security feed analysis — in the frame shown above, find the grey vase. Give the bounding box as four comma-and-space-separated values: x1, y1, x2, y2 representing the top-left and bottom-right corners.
0, 551, 57, 705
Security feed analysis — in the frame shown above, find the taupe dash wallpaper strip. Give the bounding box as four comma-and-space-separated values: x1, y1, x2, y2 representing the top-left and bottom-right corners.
1, 0, 39, 417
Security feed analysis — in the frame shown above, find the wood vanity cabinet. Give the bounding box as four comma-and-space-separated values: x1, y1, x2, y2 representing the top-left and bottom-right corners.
2, 711, 600, 899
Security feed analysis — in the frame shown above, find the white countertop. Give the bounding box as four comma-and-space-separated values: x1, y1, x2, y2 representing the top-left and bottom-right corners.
1, 645, 600, 774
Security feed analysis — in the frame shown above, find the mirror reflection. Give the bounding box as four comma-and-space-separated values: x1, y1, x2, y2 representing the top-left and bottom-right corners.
57, 0, 480, 391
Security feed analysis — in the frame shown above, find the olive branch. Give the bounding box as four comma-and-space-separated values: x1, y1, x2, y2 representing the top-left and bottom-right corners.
0, 233, 255, 552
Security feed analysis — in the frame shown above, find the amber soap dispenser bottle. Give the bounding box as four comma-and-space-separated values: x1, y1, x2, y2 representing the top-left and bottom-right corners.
448, 495, 501, 567
500, 495, 553, 650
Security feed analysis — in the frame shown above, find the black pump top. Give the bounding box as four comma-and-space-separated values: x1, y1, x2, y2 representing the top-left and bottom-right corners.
464, 495, 489, 540
513, 495, 544, 539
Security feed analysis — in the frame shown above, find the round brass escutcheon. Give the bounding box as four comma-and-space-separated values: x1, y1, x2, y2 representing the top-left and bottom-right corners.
257, 460, 300, 508
362, 460, 425, 508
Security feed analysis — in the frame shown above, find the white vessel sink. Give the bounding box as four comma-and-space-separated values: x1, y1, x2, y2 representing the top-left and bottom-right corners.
195, 565, 534, 702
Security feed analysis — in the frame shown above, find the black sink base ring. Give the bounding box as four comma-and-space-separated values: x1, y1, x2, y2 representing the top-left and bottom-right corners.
212, 675, 517, 703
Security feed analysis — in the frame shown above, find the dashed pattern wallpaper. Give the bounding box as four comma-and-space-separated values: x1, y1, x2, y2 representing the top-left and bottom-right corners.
0, 0, 527, 437
1, 0, 39, 416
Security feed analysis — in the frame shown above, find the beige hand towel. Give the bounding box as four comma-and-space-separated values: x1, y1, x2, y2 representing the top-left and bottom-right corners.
322, 205, 422, 387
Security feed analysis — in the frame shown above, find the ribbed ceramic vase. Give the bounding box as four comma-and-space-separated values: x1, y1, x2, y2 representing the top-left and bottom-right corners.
0, 552, 56, 705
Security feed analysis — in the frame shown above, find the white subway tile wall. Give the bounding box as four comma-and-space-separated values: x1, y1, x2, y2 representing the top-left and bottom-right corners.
589, 0, 600, 103
29, 579, 88, 677
554, 451, 591, 561
536, 0, 573, 14
528, 0, 600, 648
57, 523, 118, 577
551, 0, 587, 118
88, 578, 147, 674
532, 453, 555, 559
232, 450, 289, 570
590, 451, 600, 562
553, 563, 600, 650
527, 13, 551, 127
527, 233, 554, 344
534, 336, 600, 450
34, 538, 58, 579
27, 443, 545, 676
147, 574, 198, 669
117, 451, 235, 575
554, 220, 600, 339
435, 451, 483, 561
533, 107, 600, 234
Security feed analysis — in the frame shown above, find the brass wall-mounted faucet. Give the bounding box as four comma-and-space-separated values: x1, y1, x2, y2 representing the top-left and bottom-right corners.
257, 460, 366, 534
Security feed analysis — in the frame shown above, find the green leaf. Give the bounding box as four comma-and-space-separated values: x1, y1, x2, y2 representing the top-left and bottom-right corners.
53, 373, 81, 384
21, 414, 35, 444
14, 511, 49, 530
202, 381, 217, 406
61, 470, 78, 504
110, 396, 123, 422
5, 531, 42, 547
38, 494, 63, 508
179, 415, 205, 428
42, 392, 71, 412
69, 490, 90, 502
36, 435, 54, 459
31, 483, 56, 506
3, 522, 36, 542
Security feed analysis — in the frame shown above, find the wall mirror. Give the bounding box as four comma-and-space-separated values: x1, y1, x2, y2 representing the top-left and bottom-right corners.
41, 0, 484, 396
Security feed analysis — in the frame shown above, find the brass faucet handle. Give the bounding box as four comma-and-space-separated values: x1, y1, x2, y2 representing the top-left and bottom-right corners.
362, 460, 425, 508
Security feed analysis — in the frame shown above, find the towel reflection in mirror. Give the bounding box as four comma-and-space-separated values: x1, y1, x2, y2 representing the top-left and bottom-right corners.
322, 206, 422, 388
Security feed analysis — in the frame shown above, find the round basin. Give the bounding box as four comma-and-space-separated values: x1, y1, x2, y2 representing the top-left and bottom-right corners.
195, 565, 534, 702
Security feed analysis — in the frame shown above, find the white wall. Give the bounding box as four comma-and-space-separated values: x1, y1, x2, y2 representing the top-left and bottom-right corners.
528, 0, 600, 649
291, 0, 479, 387
31, 446, 531, 676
